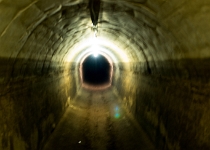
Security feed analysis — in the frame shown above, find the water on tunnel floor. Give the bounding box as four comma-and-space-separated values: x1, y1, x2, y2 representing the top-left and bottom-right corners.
43, 87, 155, 150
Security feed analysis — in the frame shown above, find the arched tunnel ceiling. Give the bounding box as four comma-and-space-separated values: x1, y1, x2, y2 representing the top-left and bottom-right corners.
1, 1, 210, 149
1, 0, 210, 66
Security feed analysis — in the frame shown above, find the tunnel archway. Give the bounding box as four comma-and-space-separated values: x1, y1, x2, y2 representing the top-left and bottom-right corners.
82, 54, 110, 85
79, 52, 113, 90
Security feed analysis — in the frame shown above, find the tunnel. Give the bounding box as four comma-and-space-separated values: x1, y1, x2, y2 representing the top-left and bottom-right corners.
80, 53, 112, 88
0, 0, 210, 150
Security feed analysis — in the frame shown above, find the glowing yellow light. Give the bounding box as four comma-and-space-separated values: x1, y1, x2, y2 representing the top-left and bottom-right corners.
65, 36, 129, 63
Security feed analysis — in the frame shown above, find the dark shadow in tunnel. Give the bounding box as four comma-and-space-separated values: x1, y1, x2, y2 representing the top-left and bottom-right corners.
82, 54, 110, 85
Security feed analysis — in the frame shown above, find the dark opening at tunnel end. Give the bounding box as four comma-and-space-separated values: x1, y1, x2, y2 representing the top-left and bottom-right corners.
80, 54, 113, 90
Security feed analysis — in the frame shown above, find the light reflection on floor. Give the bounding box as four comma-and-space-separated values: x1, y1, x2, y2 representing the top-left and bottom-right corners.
114, 106, 120, 119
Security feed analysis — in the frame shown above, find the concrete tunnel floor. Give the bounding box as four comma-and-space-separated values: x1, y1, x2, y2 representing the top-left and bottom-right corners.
43, 87, 155, 150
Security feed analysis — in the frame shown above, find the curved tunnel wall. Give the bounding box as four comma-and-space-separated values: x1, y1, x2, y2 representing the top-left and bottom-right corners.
0, 0, 210, 149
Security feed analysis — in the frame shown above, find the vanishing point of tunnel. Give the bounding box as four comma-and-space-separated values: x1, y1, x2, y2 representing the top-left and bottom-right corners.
81, 54, 111, 86
0, 0, 210, 150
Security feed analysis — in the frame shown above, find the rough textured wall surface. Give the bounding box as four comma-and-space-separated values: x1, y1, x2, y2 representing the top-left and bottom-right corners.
0, 1, 82, 149
0, 62, 76, 150
116, 60, 210, 150
112, 1, 210, 149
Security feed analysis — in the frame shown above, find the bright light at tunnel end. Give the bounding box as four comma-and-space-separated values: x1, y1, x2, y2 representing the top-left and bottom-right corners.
91, 45, 99, 58
93, 52, 98, 57
66, 36, 129, 63
64, 25, 129, 91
